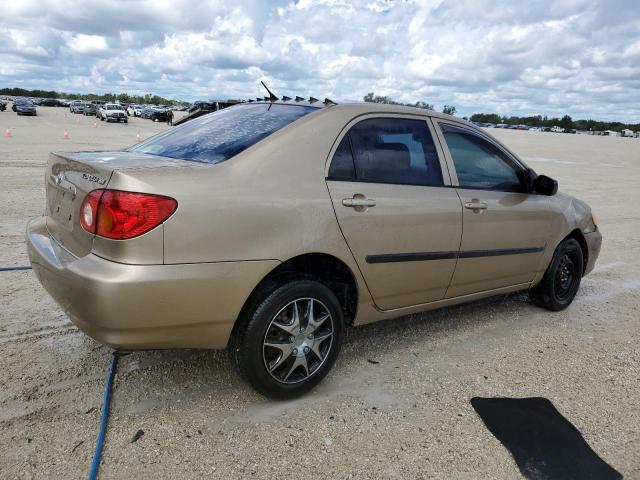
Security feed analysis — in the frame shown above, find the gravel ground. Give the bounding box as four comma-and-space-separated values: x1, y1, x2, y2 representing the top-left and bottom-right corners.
1, 106, 638, 479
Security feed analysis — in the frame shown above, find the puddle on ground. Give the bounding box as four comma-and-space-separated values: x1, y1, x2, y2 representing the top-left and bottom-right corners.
471, 397, 622, 480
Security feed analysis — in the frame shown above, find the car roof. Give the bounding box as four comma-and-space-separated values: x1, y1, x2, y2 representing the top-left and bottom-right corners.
243, 100, 461, 123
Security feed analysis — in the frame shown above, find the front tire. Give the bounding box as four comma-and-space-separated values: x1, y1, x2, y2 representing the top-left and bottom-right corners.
531, 238, 584, 311
231, 280, 344, 399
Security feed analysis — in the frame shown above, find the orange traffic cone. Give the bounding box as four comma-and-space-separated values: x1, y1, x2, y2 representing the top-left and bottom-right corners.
63, 130, 70, 140
136, 132, 141, 142
4, 128, 12, 138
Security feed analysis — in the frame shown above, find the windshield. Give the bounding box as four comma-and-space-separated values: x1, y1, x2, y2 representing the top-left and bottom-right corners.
129, 103, 317, 164
107, 105, 122, 110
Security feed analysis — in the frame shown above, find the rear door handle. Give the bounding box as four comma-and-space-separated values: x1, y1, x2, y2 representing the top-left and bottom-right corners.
342, 196, 376, 209
342, 198, 376, 207
464, 199, 487, 212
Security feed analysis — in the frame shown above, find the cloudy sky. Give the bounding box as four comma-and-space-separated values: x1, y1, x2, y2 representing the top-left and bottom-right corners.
1, 0, 639, 121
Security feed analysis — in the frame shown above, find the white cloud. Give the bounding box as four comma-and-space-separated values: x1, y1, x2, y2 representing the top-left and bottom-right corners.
66, 34, 108, 53
0, 0, 638, 121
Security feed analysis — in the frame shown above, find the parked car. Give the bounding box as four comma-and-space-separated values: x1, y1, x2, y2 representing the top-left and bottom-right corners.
26, 101, 601, 398
93, 102, 106, 117
188, 101, 214, 113
551, 126, 565, 133
70, 101, 85, 114
0, 101, 6, 111
99, 103, 128, 123
40, 98, 62, 107
13, 100, 37, 116
127, 104, 141, 116
83, 103, 97, 116
139, 106, 153, 119
149, 108, 169, 122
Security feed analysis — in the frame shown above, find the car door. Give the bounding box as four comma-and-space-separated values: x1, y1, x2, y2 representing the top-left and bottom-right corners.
326, 115, 463, 311
433, 121, 553, 298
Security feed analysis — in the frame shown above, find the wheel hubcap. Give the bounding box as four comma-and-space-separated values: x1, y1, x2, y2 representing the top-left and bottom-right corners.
555, 253, 576, 300
262, 298, 334, 384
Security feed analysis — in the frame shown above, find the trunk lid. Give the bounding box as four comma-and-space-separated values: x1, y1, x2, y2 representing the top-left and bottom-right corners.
45, 151, 189, 257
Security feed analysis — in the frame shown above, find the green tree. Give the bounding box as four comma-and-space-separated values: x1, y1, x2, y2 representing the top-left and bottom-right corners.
413, 101, 434, 110
442, 105, 456, 116
559, 114, 573, 130
363, 92, 433, 110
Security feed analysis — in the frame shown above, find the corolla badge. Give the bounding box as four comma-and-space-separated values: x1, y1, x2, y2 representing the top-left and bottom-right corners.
55, 172, 65, 185
82, 173, 107, 185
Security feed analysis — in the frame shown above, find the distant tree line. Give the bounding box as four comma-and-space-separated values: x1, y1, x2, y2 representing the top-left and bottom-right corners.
363, 92, 433, 111
363, 92, 637, 132
0, 87, 189, 106
363, 92, 457, 116
469, 113, 639, 133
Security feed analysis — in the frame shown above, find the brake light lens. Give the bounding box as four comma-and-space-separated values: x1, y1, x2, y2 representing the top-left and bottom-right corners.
80, 190, 101, 233
80, 189, 177, 240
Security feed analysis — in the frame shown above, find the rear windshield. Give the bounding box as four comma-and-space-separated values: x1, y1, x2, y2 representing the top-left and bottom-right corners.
128, 103, 316, 164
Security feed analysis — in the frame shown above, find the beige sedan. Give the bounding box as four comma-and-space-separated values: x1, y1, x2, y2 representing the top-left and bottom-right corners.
27, 100, 601, 398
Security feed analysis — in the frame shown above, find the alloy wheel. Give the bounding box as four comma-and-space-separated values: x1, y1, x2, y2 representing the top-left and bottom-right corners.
262, 298, 334, 384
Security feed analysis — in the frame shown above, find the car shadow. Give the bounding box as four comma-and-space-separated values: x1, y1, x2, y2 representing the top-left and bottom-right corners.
471, 397, 623, 480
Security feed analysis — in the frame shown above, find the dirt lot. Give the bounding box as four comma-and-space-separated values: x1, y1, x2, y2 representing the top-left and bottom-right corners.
1, 106, 639, 479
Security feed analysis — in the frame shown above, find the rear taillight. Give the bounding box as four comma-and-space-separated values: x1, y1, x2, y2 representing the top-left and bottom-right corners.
80, 189, 177, 240
80, 190, 102, 233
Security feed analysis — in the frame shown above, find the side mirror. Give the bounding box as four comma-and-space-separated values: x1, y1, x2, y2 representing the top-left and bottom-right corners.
532, 174, 558, 196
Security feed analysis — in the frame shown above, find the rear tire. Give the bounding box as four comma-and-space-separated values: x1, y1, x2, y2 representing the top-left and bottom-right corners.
231, 280, 344, 399
530, 238, 584, 311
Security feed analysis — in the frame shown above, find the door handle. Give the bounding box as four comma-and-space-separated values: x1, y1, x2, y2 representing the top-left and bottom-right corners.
464, 199, 487, 213
342, 198, 376, 207
342, 195, 376, 210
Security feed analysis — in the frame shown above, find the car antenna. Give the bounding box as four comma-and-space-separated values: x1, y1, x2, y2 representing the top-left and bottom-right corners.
295, 96, 304, 102
260, 81, 278, 102
309, 96, 318, 103
282, 96, 291, 102
324, 98, 337, 105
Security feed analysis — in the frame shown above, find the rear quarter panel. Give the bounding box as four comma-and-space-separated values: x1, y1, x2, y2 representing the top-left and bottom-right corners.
107, 108, 375, 315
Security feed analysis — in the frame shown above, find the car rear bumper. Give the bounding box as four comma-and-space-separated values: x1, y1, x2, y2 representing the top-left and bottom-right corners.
27, 217, 279, 350
584, 229, 602, 275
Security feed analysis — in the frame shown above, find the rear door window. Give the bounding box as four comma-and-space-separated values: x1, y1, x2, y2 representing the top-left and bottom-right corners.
329, 117, 443, 186
130, 103, 317, 164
